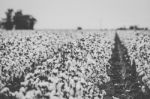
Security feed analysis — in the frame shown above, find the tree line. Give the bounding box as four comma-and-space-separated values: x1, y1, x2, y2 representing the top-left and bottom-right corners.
0, 9, 37, 30
117, 25, 149, 30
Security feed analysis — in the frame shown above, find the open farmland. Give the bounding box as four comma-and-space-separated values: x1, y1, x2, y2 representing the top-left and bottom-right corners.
0, 30, 150, 99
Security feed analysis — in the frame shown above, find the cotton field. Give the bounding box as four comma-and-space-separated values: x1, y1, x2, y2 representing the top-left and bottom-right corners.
0, 30, 150, 99
117, 30, 150, 89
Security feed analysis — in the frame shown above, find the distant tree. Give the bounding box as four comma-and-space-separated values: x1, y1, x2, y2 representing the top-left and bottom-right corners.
144, 28, 148, 30
29, 17, 36, 29
129, 25, 140, 30
0, 9, 37, 30
3, 9, 14, 30
77, 26, 82, 30
13, 10, 37, 29
13, 10, 23, 29
117, 27, 127, 30
0, 21, 3, 29
129, 25, 148, 30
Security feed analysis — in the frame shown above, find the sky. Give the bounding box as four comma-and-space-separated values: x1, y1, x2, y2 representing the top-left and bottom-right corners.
0, 0, 150, 29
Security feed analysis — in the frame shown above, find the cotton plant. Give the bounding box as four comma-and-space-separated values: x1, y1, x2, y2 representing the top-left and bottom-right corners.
0, 30, 115, 99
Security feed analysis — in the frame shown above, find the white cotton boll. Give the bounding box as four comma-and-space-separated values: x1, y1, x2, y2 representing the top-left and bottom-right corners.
146, 79, 150, 83
70, 79, 75, 87
34, 69, 40, 74
0, 81, 4, 89
47, 59, 53, 63
0, 87, 9, 93
21, 80, 28, 86
49, 77, 55, 82
34, 90, 41, 96
148, 85, 150, 90
59, 72, 66, 78
25, 73, 34, 80
69, 88, 74, 96
70, 67, 76, 72
74, 76, 79, 82
51, 77, 59, 84
142, 75, 149, 82
37, 65, 44, 70
141, 86, 146, 93
52, 69, 58, 74
19, 87, 26, 93
87, 82, 93, 86
25, 90, 35, 99
87, 54, 94, 62
138, 71, 145, 76
15, 91, 25, 99
50, 90, 56, 96
94, 96, 99, 99
80, 78, 86, 84
38, 81, 49, 88
76, 83, 83, 96
112, 96, 120, 99
33, 78, 40, 85
146, 80, 150, 88
103, 77, 110, 83
64, 85, 70, 92
101, 90, 106, 96
48, 83, 55, 91
0, 51, 2, 56
69, 96, 75, 99
48, 76, 53, 81
50, 95, 60, 99
44, 92, 51, 98
57, 82, 64, 88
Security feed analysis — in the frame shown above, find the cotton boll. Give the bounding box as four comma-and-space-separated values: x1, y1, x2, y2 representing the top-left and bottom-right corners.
38, 81, 49, 88
112, 96, 120, 99
44, 92, 51, 98
19, 87, 26, 94
25, 90, 37, 99
21, 80, 29, 86
50, 95, 60, 99
0, 87, 10, 94
141, 86, 146, 93
25, 73, 34, 80
47, 59, 53, 63
59, 72, 67, 79
146, 80, 150, 89
15, 91, 25, 99
142, 75, 149, 83
80, 78, 86, 84
73, 76, 79, 82
76, 81, 81, 91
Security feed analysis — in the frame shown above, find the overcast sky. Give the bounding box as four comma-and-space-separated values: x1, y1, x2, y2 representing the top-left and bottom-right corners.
0, 0, 150, 29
